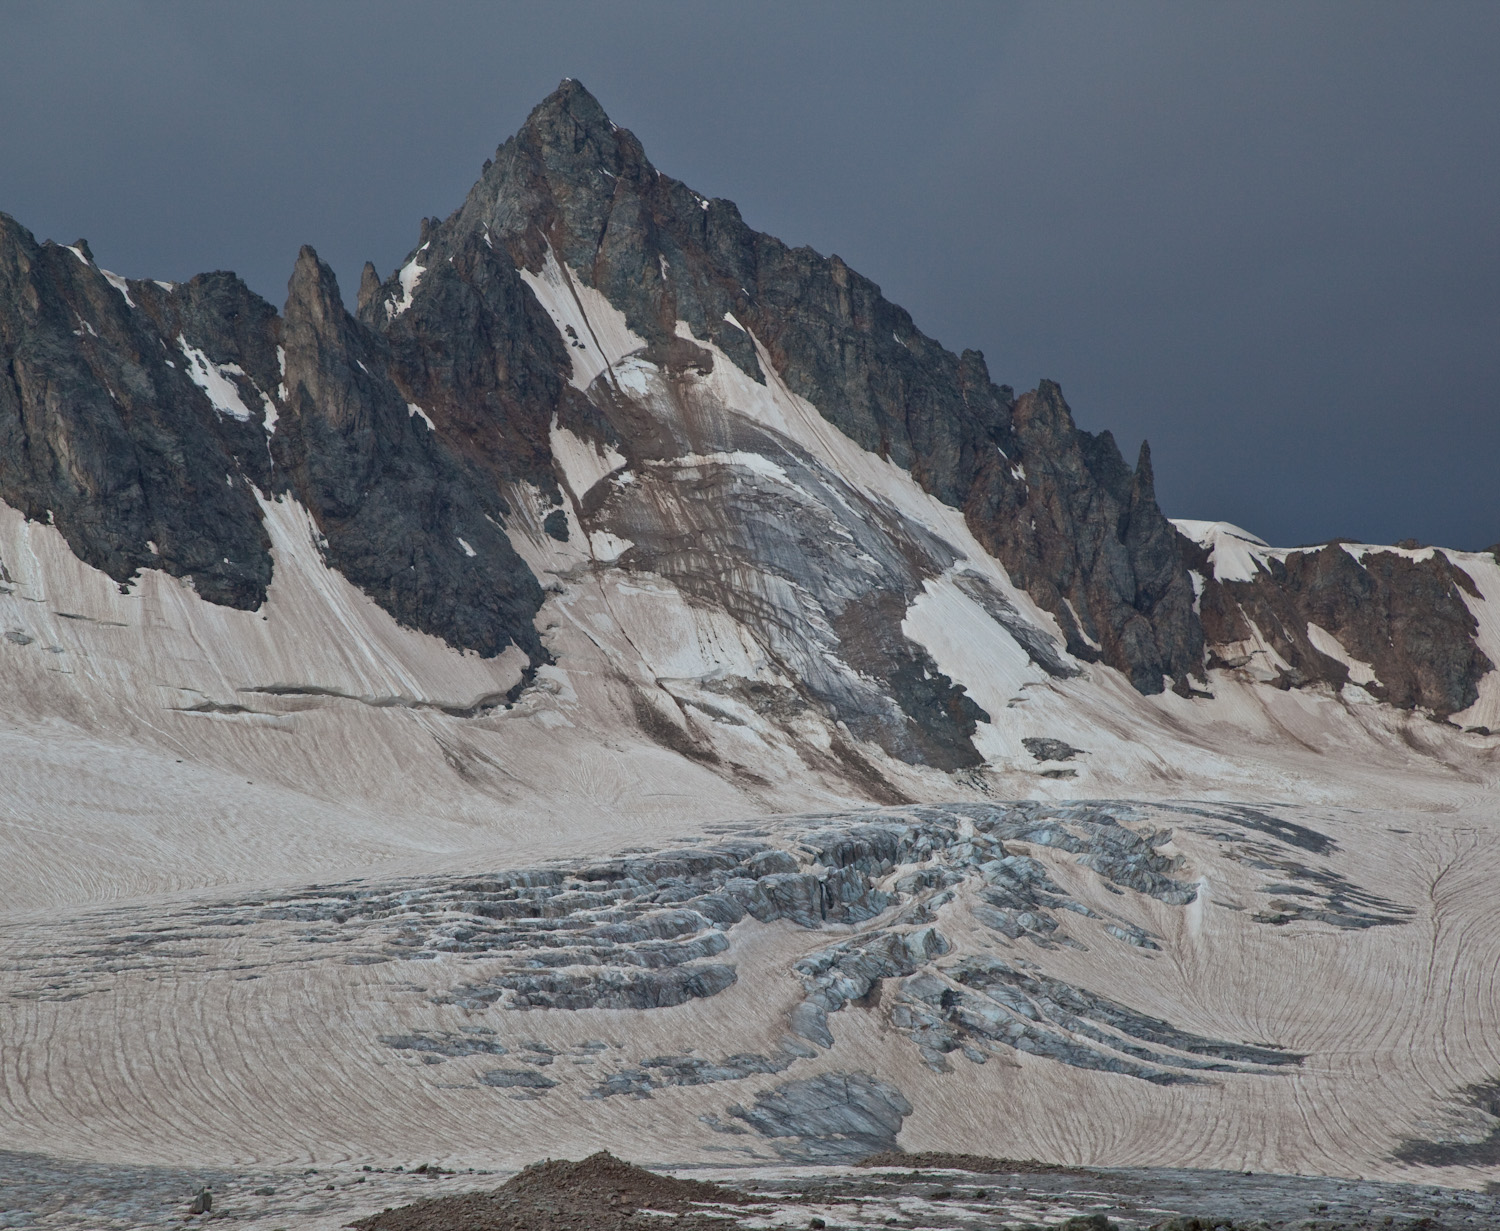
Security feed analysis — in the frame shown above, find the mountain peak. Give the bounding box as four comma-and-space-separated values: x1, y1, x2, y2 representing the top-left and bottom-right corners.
512, 76, 636, 183
285, 243, 343, 327
449, 79, 650, 289
524, 77, 615, 136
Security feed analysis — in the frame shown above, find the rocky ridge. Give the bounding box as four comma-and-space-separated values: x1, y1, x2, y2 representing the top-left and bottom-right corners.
0, 220, 544, 662
0, 78, 1493, 787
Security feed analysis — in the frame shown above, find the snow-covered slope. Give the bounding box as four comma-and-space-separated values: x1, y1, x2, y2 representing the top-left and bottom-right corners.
1, 78, 1498, 1208
3, 238, 1497, 1194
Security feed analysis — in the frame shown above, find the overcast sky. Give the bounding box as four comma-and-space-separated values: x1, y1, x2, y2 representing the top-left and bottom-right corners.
2, 2, 1495, 549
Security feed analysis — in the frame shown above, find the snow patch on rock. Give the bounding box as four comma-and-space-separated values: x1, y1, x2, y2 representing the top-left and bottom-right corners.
1173, 520, 1272, 584
100, 270, 135, 307
519, 245, 646, 391
177, 337, 253, 422
902, 572, 1048, 764
551, 420, 627, 503
1448, 550, 1500, 732
1307, 622, 1378, 687
387, 244, 428, 318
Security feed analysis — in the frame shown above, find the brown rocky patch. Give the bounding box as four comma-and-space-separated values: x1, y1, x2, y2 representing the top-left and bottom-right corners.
348, 1150, 751, 1231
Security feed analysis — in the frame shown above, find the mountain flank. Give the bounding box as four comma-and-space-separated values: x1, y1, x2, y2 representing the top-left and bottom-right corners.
0, 78, 1490, 747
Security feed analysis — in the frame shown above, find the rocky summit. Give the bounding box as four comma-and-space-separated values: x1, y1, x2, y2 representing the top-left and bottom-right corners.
1, 80, 1498, 1229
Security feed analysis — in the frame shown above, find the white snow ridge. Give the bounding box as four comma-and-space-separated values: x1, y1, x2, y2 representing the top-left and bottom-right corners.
387, 243, 428, 317
1172, 518, 1272, 582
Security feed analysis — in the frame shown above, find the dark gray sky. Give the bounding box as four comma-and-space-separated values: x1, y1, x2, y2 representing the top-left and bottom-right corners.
3, 2, 1496, 549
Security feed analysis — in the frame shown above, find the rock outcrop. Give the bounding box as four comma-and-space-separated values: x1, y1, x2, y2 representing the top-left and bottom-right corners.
1180, 524, 1493, 717
1207, 546, 1491, 715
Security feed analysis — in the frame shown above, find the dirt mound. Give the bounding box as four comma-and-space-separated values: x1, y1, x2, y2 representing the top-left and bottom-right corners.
348, 1151, 749, 1231
858, 1150, 1070, 1176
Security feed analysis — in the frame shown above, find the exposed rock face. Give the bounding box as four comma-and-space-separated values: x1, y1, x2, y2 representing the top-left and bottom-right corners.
277, 247, 543, 660
965, 412, 1201, 692
1188, 533, 1493, 716
0, 217, 272, 608
356, 215, 587, 496
0, 217, 544, 661
1022, 737, 1082, 762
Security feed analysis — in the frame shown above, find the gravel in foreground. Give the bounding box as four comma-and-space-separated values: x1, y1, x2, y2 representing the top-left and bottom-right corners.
4, 1147, 1496, 1229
